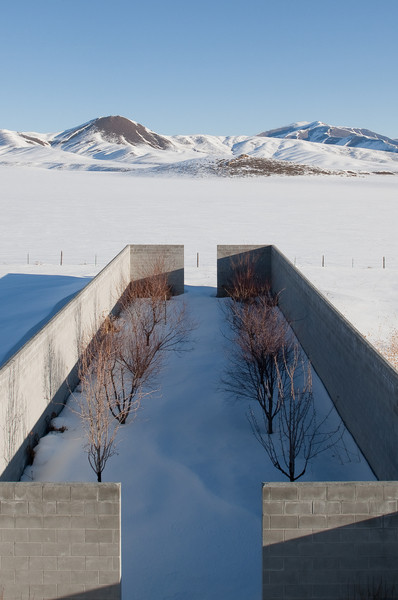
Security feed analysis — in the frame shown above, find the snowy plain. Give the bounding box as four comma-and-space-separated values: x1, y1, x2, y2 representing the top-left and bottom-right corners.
0, 166, 397, 599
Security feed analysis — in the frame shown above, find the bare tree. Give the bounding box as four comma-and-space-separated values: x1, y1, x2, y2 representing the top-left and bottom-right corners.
77, 318, 120, 481
249, 346, 343, 481
224, 277, 290, 433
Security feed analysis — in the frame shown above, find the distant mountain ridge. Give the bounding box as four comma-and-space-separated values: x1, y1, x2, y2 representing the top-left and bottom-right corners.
0, 116, 397, 176
258, 121, 398, 154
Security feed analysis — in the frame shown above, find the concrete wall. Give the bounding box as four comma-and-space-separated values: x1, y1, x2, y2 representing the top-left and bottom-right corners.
270, 246, 398, 481
0, 482, 121, 600
216, 245, 271, 297
0, 244, 185, 482
263, 482, 398, 600
216, 244, 398, 480
130, 245, 184, 295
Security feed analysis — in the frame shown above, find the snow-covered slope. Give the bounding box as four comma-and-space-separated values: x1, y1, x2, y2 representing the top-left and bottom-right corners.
0, 116, 397, 175
258, 120, 398, 153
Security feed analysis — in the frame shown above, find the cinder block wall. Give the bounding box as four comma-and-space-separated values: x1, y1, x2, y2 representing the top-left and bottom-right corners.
263, 482, 398, 600
0, 482, 121, 600
130, 244, 184, 295
271, 246, 398, 481
216, 245, 271, 297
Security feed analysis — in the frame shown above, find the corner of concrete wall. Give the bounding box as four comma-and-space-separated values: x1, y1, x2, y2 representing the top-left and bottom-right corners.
0, 482, 121, 600
130, 244, 184, 295
216, 245, 272, 297
263, 482, 398, 600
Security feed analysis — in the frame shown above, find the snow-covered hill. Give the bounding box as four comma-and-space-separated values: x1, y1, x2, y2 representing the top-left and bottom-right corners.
0, 115, 397, 175
258, 120, 398, 154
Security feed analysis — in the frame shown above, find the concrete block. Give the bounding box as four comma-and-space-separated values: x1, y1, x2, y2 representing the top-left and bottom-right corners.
270, 486, 298, 501
71, 486, 98, 501
56, 528, 85, 544
28, 584, 58, 599
57, 556, 86, 571
56, 584, 86, 596
14, 541, 42, 556
0, 483, 16, 500
99, 542, 119, 556
0, 570, 15, 583
85, 528, 114, 543
71, 542, 99, 556
299, 515, 327, 529
29, 500, 56, 515
369, 500, 397, 514
45, 515, 71, 529
15, 515, 43, 529
284, 529, 312, 541
383, 484, 398, 500
98, 484, 120, 502
56, 500, 84, 515
1, 556, 29, 570
28, 528, 56, 543
284, 584, 313, 598
99, 571, 121, 585
43, 569, 71, 584
313, 501, 341, 515
42, 484, 71, 501
327, 514, 357, 528
0, 500, 28, 515
263, 557, 284, 571
15, 569, 43, 584
1, 528, 28, 542
14, 484, 43, 501
262, 584, 284, 599
298, 485, 326, 500
263, 501, 284, 515
284, 501, 312, 515
98, 501, 120, 515
73, 570, 100, 585
42, 542, 71, 557
264, 529, 284, 545
270, 515, 298, 529
341, 501, 369, 514
86, 555, 114, 571
0, 514, 14, 528
356, 484, 384, 501
326, 484, 356, 501
29, 555, 57, 570
72, 515, 98, 529
98, 515, 119, 529
0, 541, 14, 556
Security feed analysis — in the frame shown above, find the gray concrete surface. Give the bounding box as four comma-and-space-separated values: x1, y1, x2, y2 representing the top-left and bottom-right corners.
216, 245, 271, 297
130, 244, 184, 295
263, 482, 398, 600
0, 482, 121, 600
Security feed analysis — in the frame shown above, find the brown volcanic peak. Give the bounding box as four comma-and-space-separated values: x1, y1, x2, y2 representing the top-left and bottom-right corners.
92, 115, 172, 150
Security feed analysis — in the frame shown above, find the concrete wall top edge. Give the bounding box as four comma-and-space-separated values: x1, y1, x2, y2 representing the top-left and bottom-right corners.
263, 481, 398, 487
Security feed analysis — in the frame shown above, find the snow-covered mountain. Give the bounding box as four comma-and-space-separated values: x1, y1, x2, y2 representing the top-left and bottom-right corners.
258, 121, 398, 154
0, 115, 397, 176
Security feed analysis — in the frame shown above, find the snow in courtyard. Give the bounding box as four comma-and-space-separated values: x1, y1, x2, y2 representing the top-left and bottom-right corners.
0, 166, 396, 598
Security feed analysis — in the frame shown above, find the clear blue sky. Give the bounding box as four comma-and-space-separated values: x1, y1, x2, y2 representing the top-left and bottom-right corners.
1, 0, 397, 137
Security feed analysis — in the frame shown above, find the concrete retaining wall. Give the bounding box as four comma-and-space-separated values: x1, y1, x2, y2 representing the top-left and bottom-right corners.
0, 482, 121, 600
0, 245, 184, 482
263, 482, 398, 600
216, 245, 398, 480
216, 245, 271, 297
270, 246, 398, 481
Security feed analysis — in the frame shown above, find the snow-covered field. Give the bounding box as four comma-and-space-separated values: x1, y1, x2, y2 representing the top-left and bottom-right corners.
1, 166, 397, 599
